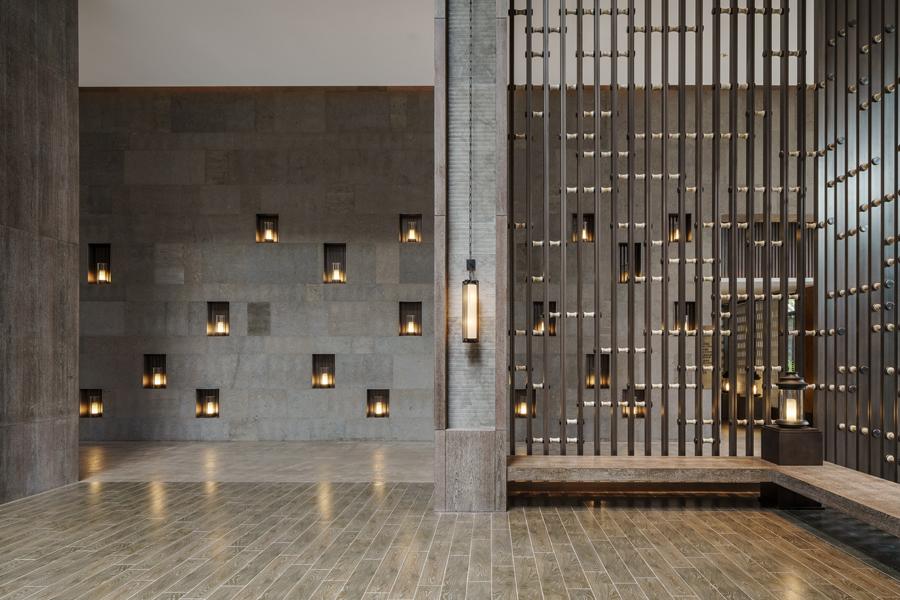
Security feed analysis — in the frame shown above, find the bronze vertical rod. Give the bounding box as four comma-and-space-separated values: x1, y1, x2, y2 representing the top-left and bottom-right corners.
763, 0, 773, 436
662, 0, 672, 456
576, 0, 585, 456
626, 0, 636, 456
694, 0, 705, 456
894, 0, 899, 482
525, 0, 535, 456
644, 0, 653, 456
508, 0, 517, 456
712, 0, 723, 457
841, 0, 850, 468
559, 0, 568, 456
798, 0, 808, 399
610, 0, 620, 455
746, 0, 758, 456
857, 0, 868, 474
727, 0, 739, 455
542, 0, 551, 456
593, 0, 602, 455
851, 0, 860, 470
779, 0, 790, 382
677, 0, 687, 456
821, 0, 832, 462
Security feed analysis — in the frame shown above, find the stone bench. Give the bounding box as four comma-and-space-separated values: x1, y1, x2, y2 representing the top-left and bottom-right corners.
507, 455, 900, 537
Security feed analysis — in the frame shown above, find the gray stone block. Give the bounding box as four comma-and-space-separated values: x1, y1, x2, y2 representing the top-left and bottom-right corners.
247, 302, 271, 336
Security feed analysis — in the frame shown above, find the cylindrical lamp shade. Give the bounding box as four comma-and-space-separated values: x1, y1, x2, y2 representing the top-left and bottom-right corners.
776, 373, 809, 428
462, 279, 479, 343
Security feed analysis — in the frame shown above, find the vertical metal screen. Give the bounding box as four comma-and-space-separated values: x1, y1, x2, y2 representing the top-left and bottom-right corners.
505, 0, 889, 473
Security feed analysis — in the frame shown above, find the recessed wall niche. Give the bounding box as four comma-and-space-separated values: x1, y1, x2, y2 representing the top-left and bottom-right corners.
674, 301, 697, 332
79, 389, 103, 418
323, 244, 346, 283
668, 213, 693, 243
621, 389, 647, 418
532, 301, 557, 336
143, 354, 167, 389
399, 302, 422, 336
399, 214, 422, 243
87, 243, 111, 284
618, 242, 642, 283
366, 389, 390, 418
207, 302, 230, 336
585, 353, 610, 389
571, 213, 595, 242
312, 354, 335, 388
256, 214, 279, 243
196, 389, 220, 418
514, 389, 535, 418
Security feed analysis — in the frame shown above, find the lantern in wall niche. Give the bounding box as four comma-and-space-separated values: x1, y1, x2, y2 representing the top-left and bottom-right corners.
585, 354, 596, 389
462, 260, 479, 343
776, 373, 809, 428
143, 354, 167, 389
207, 302, 230, 336
196, 389, 220, 418
366, 389, 390, 418
80, 389, 103, 418
752, 372, 763, 398
256, 214, 279, 243
721, 370, 731, 393
400, 214, 422, 243
533, 301, 557, 336
312, 354, 336, 389
88, 243, 112, 284
571, 213, 595, 242
399, 302, 422, 336
668, 213, 693, 243
324, 244, 346, 283
514, 389, 535, 418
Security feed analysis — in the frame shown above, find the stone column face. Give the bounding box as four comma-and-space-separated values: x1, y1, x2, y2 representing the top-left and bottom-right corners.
0, 0, 80, 503
434, 0, 508, 512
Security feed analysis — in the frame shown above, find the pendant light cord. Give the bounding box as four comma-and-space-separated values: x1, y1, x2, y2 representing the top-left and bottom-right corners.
467, 0, 474, 270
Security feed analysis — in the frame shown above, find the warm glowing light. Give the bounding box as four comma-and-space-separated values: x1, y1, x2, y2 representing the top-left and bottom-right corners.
462, 279, 479, 343
406, 315, 417, 335
581, 227, 589, 241
406, 222, 418, 242
96, 262, 110, 284
214, 315, 227, 335
784, 397, 798, 422
331, 262, 343, 283
586, 374, 596, 388
515, 399, 529, 417
204, 398, 217, 416
318, 368, 332, 387
373, 401, 385, 416
151, 367, 164, 388
89, 398, 102, 416
534, 320, 545, 335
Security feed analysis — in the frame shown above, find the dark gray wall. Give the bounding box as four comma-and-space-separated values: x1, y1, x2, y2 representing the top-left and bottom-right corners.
0, 0, 80, 503
79, 87, 434, 441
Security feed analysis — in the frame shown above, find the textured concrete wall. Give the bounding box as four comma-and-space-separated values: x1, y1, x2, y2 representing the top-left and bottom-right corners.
0, 0, 80, 503
79, 87, 434, 441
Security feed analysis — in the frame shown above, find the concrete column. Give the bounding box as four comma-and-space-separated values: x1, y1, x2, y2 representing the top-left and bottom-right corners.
0, 0, 79, 503
434, 0, 508, 511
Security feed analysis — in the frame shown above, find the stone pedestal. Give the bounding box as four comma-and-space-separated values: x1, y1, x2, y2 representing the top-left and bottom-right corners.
761, 424, 823, 466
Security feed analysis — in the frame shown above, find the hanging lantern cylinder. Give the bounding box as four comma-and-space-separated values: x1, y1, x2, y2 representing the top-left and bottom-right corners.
462, 260, 478, 343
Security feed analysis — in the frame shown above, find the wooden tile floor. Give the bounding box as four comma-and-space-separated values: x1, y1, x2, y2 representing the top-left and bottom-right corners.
2, 481, 900, 600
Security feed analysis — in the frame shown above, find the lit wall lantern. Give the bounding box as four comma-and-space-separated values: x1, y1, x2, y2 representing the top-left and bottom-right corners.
400, 214, 423, 243
324, 244, 346, 283
207, 302, 230, 336
621, 389, 647, 418
514, 389, 535, 418
366, 389, 390, 418
462, 259, 479, 343
721, 370, 731, 393
571, 213, 595, 242
256, 214, 279, 243
599, 353, 610, 389
399, 302, 422, 336
312, 354, 335, 389
143, 354, 167, 389
532, 301, 557, 336
196, 389, 220, 418
88, 243, 112, 284
618, 242, 642, 283
776, 373, 809, 427
79, 389, 103, 418
668, 213, 693, 243
674, 301, 697, 333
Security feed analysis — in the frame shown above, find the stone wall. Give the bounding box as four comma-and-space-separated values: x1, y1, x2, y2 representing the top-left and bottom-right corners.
79, 87, 434, 441
0, 0, 80, 503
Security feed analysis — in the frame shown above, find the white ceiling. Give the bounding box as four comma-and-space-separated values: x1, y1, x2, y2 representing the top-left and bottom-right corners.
78, 0, 435, 87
